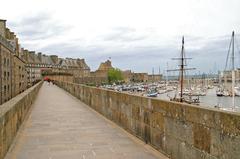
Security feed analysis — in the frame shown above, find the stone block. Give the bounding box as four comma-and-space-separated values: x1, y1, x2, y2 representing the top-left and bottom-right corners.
219, 112, 240, 136
151, 99, 168, 115
121, 115, 130, 130
150, 127, 165, 151
120, 103, 132, 118
150, 111, 165, 132
165, 133, 181, 159
143, 124, 151, 144
131, 119, 142, 138
129, 95, 142, 107
165, 117, 193, 145
143, 108, 150, 125
141, 97, 151, 110
132, 105, 140, 121
185, 106, 221, 129
152, 99, 186, 121
211, 129, 240, 159
177, 140, 218, 159
193, 123, 211, 153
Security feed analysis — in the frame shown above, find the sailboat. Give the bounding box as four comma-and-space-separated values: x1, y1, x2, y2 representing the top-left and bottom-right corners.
216, 71, 230, 96
235, 87, 240, 96
217, 31, 239, 110
146, 68, 158, 97
167, 36, 199, 104
147, 88, 158, 97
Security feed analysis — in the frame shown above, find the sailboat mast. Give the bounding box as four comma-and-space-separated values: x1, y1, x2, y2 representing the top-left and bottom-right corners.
232, 31, 235, 110
180, 36, 184, 102
152, 67, 154, 83
166, 62, 169, 86
232, 31, 235, 70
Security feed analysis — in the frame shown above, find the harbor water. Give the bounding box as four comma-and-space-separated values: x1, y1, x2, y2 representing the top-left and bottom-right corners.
157, 87, 240, 111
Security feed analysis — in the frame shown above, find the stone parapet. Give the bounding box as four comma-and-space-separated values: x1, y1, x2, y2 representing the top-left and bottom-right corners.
0, 81, 43, 159
56, 81, 240, 159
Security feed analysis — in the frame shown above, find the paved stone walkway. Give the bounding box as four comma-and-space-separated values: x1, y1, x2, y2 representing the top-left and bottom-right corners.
5, 82, 168, 159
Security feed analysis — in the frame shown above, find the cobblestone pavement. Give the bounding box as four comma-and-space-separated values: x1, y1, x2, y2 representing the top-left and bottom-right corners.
5, 82, 168, 159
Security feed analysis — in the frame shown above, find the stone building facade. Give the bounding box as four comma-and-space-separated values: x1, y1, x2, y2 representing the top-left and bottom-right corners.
148, 74, 162, 82
222, 69, 240, 83
131, 73, 148, 82
122, 70, 132, 83
21, 53, 91, 86
21, 51, 64, 87
0, 40, 14, 103
0, 19, 28, 104
74, 60, 113, 85
12, 55, 27, 96
94, 60, 113, 78
59, 58, 90, 78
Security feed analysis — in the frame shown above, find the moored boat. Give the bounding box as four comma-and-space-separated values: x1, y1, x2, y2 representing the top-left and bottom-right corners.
147, 88, 158, 97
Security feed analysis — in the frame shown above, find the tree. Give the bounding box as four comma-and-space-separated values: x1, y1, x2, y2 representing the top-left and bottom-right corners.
108, 68, 123, 84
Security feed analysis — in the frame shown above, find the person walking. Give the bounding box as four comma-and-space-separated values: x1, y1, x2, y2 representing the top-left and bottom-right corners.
47, 78, 51, 85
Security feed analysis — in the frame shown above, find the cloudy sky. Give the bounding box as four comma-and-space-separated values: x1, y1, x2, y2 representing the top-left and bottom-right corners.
1, 0, 240, 74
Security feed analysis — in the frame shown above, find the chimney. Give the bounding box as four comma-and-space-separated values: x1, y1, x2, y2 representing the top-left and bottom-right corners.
19, 48, 24, 59
5, 28, 10, 39
37, 52, 42, 62
9, 31, 14, 40
50, 55, 58, 64
0, 19, 6, 38
29, 51, 36, 60
24, 50, 30, 62
15, 36, 19, 56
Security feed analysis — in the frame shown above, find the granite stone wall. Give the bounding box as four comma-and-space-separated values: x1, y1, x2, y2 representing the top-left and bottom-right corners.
0, 81, 43, 159
56, 81, 240, 159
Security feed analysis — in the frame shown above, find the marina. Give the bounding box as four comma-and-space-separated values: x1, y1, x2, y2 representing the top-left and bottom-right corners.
100, 82, 240, 111
101, 32, 240, 112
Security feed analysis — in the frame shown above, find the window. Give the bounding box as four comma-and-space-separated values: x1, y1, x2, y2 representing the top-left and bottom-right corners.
4, 71, 6, 80
7, 72, 9, 80
7, 59, 9, 66
3, 58, 6, 66
4, 85, 6, 94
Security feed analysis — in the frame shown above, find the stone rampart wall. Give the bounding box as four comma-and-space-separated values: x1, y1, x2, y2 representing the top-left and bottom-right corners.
56, 81, 240, 159
74, 76, 108, 85
0, 81, 43, 159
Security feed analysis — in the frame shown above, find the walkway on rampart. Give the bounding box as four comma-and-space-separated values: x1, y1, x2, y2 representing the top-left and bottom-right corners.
5, 83, 167, 159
